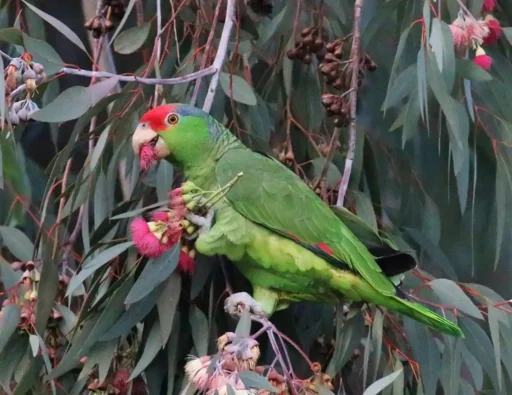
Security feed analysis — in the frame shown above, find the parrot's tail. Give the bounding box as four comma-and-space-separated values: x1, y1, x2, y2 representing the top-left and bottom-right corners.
388, 296, 465, 338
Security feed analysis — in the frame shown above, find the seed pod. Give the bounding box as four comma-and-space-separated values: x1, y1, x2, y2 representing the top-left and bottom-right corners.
91, 17, 102, 31
322, 94, 336, 107
105, 19, 114, 31
367, 61, 377, 71
324, 53, 338, 63
92, 29, 102, 39
316, 49, 326, 61
301, 27, 314, 37
303, 54, 312, 64
296, 48, 305, 59
26, 261, 35, 271
23, 68, 36, 81
303, 35, 315, 47
286, 49, 297, 59
314, 38, 324, 50
326, 42, 336, 53
334, 47, 343, 59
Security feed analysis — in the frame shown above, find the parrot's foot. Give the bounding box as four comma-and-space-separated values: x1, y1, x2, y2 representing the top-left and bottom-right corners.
184, 208, 214, 238
224, 292, 267, 318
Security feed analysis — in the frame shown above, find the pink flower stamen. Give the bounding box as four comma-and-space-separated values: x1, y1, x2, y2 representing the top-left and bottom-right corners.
140, 144, 157, 171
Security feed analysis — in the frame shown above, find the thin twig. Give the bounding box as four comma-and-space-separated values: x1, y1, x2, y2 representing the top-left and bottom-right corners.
190, 0, 224, 106
153, 0, 163, 104
336, 0, 364, 207
202, 0, 236, 113
9, 66, 217, 99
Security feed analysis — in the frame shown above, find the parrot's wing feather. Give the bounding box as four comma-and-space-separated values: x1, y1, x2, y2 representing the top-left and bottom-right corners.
215, 148, 396, 296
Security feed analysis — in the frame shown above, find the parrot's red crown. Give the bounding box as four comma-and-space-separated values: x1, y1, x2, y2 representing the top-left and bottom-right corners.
140, 104, 178, 132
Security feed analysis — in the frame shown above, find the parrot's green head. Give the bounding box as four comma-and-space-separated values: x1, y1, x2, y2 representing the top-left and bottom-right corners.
132, 103, 214, 171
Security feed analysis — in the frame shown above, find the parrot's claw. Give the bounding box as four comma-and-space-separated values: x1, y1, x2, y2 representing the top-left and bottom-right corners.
185, 209, 214, 236
224, 292, 267, 318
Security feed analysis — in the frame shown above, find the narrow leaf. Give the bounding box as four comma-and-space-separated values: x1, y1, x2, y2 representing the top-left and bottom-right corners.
363, 368, 403, 395
114, 21, 152, 54
429, 279, 483, 319
0, 226, 34, 261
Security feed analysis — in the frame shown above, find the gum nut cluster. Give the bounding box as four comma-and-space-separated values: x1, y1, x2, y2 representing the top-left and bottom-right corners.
3, 260, 65, 335
449, 0, 503, 71
185, 332, 262, 395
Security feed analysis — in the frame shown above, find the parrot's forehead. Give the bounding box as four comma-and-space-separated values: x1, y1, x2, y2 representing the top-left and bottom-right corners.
139, 104, 207, 132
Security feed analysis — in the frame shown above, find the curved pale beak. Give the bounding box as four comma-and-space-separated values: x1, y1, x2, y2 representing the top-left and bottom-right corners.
132, 124, 170, 160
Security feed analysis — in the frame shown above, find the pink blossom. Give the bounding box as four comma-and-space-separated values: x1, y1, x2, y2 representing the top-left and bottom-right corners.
130, 218, 163, 258
151, 211, 170, 222
450, 24, 468, 48
482, 0, 497, 14
178, 250, 195, 274
483, 16, 502, 44
466, 18, 490, 47
474, 47, 493, 70
140, 145, 157, 171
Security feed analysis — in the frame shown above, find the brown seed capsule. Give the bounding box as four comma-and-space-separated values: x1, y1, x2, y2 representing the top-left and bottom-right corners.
316, 49, 326, 61
326, 42, 336, 53
334, 117, 344, 127
25, 261, 35, 271
303, 54, 312, 64
296, 48, 305, 59
321, 94, 336, 107
323, 53, 338, 63
313, 38, 324, 52
301, 27, 314, 37
303, 35, 315, 47
91, 17, 102, 31
286, 49, 297, 59
367, 61, 377, 71
334, 47, 343, 59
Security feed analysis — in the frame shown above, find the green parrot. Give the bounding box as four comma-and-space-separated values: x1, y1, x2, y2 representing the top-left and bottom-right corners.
131, 103, 464, 338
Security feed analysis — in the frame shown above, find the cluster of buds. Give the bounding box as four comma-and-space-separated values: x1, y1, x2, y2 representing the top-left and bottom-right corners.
85, 0, 125, 39
8, 99, 40, 125
449, 1, 504, 71
185, 332, 262, 395
4, 53, 45, 94
286, 27, 328, 65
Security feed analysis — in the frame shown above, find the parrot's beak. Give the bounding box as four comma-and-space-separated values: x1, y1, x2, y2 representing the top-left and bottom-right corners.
132, 124, 170, 160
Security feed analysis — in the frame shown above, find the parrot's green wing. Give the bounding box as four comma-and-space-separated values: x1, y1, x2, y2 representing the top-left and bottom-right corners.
215, 148, 396, 296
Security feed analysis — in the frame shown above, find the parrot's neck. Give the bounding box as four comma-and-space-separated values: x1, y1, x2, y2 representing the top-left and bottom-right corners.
181, 121, 244, 190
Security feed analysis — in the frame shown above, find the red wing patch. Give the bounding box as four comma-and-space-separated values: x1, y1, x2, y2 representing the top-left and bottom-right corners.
317, 243, 335, 256
285, 232, 335, 256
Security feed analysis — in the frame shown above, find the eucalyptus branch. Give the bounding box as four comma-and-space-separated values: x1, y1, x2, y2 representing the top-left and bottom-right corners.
190, 0, 224, 106
202, 0, 236, 113
336, 0, 364, 207
9, 65, 217, 99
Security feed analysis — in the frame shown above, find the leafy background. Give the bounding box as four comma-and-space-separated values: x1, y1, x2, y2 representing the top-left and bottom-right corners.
0, 0, 512, 394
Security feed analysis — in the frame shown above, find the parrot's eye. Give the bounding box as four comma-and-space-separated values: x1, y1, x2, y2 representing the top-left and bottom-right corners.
167, 113, 179, 125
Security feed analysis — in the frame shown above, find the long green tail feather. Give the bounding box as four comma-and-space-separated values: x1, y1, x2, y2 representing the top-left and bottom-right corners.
389, 297, 465, 338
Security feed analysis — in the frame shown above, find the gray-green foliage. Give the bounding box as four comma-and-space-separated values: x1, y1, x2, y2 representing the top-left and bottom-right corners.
0, 0, 511, 394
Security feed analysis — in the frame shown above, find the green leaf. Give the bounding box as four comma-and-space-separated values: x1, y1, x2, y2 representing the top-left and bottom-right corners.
0, 333, 27, 392
238, 371, 278, 393
29, 335, 39, 357
100, 283, 163, 341
130, 318, 163, 379
383, 25, 412, 114
219, 73, 257, 106
90, 125, 111, 171
403, 320, 440, 395
0, 304, 21, 354
67, 241, 134, 296
32, 77, 119, 123
429, 279, 483, 319
189, 305, 209, 356
494, 158, 509, 270
429, 18, 455, 90
157, 272, 181, 347
363, 368, 403, 395
22, 32, 64, 75
354, 191, 378, 232
110, 200, 171, 220
0, 256, 22, 290
21, 0, 89, 55
156, 161, 174, 202
35, 258, 58, 333
0, 226, 34, 261
417, 46, 428, 123
456, 58, 492, 82
124, 245, 180, 305
310, 157, 341, 189
502, 27, 512, 45
114, 21, 152, 54
459, 317, 502, 392
440, 338, 462, 395
326, 307, 365, 376
0, 27, 24, 45
108, 0, 137, 45
488, 305, 502, 390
